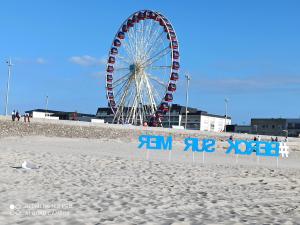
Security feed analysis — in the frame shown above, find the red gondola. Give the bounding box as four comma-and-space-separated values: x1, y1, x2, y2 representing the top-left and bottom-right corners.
165, 93, 173, 101
118, 31, 125, 39
138, 12, 145, 20
110, 47, 118, 55
114, 39, 121, 47
157, 13, 164, 19
155, 110, 165, 118
172, 61, 180, 70
170, 41, 178, 49
108, 56, 115, 64
107, 74, 113, 82
106, 83, 113, 91
159, 103, 169, 112
166, 24, 172, 30
167, 32, 176, 41
149, 11, 156, 19
168, 83, 176, 91
159, 18, 165, 26
110, 100, 116, 107
122, 24, 128, 32
167, 34, 177, 41
171, 72, 179, 81
144, 11, 151, 19
173, 51, 179, 59
132, 14, 138, 23
107, 92, 114, 100
167, 26, 173, 33
127, 19, 134, 27
107, 66, 114, 73
166, 26, 173, 32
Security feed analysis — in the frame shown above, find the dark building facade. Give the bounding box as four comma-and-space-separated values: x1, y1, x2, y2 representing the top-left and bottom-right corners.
251, 118, 300, 137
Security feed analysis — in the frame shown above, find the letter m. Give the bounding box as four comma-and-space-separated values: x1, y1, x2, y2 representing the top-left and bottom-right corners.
158, 136, 172, 150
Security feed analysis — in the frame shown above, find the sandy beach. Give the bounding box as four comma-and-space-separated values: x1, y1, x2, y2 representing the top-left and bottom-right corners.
0, 117, 299, 224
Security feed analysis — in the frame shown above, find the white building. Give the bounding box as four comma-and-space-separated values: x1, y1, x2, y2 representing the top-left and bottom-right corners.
179, 112, 231, 132
161, 104, 231, 132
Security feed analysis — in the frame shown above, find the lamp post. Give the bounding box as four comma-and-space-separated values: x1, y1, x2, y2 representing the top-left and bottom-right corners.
185, 73, 191, 129
224, 98, 229, 132
168, 103, 172, 128
4, 58, 13, 116
45, 96, 49, 116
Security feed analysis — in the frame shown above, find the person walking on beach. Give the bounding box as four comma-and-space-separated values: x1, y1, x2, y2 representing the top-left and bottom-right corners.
24, 113, 30, 123
11, 110, 16, 121
16, 111, 20, 121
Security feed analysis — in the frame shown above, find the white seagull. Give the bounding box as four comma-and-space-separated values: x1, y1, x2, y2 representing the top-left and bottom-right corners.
21, 161, 40, 169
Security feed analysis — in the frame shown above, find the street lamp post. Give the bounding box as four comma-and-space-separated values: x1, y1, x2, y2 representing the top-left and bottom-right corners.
224, 98, 229, 132
45, 96, 49, 116
168, 103, 172, 128
185, 73, 191, 129
5, 58, 13, 116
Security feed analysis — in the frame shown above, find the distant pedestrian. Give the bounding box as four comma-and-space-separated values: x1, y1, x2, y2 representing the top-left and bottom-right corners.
16, 111, 20, 121
257, 135, 261, 141
253, 136, 257, 141
229, 135, 234, 141
24, 113, 30, 123
275, 137, 278, 142
11, 110, 16, 121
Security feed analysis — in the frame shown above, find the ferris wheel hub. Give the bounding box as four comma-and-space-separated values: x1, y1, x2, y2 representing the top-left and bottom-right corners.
130, 63, 143, 75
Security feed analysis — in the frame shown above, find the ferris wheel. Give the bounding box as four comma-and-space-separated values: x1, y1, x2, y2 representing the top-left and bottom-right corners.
105, 10, 180, 126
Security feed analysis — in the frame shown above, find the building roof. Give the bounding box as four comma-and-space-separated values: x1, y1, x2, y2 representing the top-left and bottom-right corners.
25, 109, 95, 117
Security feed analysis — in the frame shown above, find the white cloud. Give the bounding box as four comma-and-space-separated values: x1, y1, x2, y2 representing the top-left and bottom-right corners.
69, 55, 106, 67
36, 57, 47, 64
13, 57, 47, 64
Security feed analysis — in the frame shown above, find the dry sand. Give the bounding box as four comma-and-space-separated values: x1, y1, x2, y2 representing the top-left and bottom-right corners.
0, 117, 299, 224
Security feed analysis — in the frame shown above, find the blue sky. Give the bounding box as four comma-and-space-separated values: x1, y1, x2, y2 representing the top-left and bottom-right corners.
0, 0, 299, 124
